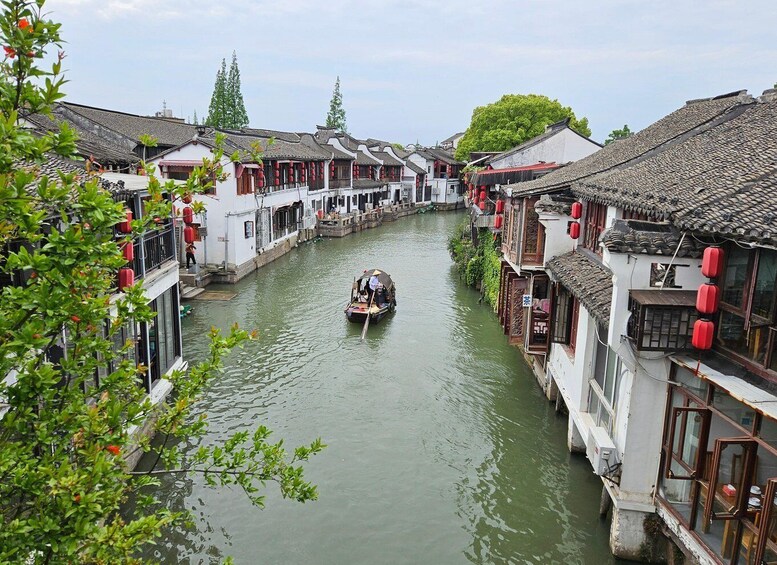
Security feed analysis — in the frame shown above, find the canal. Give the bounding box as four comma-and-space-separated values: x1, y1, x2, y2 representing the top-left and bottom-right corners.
146, 211, 623, 564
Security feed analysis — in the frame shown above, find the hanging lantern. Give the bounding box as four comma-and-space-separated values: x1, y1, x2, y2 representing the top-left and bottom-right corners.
571, 202, 583, 219
569, 221, 580, 239
184, 226, 195, 244
118, 210, 133, 233
258, 169, 265, 188
702, 247, 725, 278
495, 200, 504, 214
182, 193, 193, 204
494, 215, 503, 229
696, 283, 720, 315
183, 207, 194, 225
692, 319, 715, 350
319, 162, 324, 181
122, 242, 134, 262
330, 162, 335, 177
274, 162, 280, 186
118, 267, 134, 291
479, 200, 486, 211
479, 190, 486, 201
301, 165, 306, 184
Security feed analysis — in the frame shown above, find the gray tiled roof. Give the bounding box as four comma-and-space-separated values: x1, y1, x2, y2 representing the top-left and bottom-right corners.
505, 91, 751, 198
61, 102, 198, 147
574, 93, 777, 244
353, 179, 385, 189
355, 150, 381, 165
424, 147, 464, 165
375, 151, 404, 167
220, 131, 331, 161
546, 251, 612, 327
26, 111, 139, 166
601, 220, 704, 257
405, 160, 426, 175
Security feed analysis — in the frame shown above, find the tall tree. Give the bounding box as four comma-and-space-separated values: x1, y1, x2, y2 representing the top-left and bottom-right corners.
226, 50, 249, 129
0, 1, 321, 561
192, 109, 199, 125
325, 76, 348, 133
454, 94, 592, 161
604, 124, 632, 145
205, 58, 228, 128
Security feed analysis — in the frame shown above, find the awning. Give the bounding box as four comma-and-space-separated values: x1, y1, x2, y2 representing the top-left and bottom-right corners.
158, 160, 202, 167
469, 162, 559, 186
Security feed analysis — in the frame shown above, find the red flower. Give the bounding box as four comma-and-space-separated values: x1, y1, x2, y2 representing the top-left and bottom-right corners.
3, 46, 16, 59
18, 18, 30, 30
73, 494, 81, 503
70, 315, 81, 323
105, 445, 120, 456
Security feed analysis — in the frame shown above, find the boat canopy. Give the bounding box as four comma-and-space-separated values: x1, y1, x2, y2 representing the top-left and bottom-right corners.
356, 269, 394, 289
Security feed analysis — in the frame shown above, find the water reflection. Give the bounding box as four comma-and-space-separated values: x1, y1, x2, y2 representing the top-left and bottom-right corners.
141, 212, 621, 564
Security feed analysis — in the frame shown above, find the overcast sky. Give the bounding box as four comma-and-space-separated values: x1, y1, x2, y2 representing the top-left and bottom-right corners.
47, 0, 776, 146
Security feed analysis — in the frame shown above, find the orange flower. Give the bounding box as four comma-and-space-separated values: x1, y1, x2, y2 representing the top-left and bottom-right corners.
18, 18, 30, 30
70, 315, 81, 323
105, 445, 120, 456
3, 46, 16, 59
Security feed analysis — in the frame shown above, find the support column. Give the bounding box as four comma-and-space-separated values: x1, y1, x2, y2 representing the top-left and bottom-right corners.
610, 507, 660, 562
567, 416, 586, 454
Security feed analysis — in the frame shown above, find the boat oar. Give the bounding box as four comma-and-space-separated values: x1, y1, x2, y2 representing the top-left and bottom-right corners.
360, 292, 375, 341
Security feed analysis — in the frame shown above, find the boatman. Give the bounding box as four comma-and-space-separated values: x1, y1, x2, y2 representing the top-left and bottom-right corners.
368, 274, 379, 303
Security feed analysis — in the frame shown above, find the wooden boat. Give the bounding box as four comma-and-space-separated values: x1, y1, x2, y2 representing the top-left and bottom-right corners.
345, 269, 397, 324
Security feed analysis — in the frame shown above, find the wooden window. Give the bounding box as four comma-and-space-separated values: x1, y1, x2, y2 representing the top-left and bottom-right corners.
522, 198, 545, 264
569, 299, 580, 353
552, 285, 574, 344
627, 290, 697, 351
236, 171, 253, 195
583, 201, 608, 253
166, 165, 193, 181
718, 246, 777, 376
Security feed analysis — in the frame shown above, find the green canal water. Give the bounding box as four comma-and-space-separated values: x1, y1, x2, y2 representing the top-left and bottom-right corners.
144, 211, 623, 564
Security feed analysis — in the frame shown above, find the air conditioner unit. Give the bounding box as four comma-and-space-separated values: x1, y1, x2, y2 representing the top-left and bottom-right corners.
586, 426, 618, 476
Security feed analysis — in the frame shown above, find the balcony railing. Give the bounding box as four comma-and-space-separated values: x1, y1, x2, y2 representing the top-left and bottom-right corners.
330, 178, 351, 189
527, 310, 550, 352
143, 226, 175, 272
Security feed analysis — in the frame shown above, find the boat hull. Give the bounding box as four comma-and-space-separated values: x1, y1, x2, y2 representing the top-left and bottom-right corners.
345, 303, 394, 324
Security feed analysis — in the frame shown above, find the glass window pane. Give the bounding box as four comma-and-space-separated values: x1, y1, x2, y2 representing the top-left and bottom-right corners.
674, 366, 709, 399
719, 310, 750, 357
753, 249, 777, 319
722, 246, 752, 309
604, 349, 618, 403
713, 388, 756, 431
760, 418, 777, 451
594, 340, 607, 389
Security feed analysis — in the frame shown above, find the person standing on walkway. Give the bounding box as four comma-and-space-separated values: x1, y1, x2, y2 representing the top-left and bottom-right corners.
186, 242, 197, 268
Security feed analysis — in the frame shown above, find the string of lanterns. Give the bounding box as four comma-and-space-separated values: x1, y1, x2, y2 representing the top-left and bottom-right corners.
692, 246, 724, 350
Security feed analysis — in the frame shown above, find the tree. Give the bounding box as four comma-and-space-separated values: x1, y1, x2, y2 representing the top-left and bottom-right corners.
192, 109, 199, 125
205, 58, 228, 128
604, 124, 632, 145
0, 2, 322, 562
325, 76, 347, 133
226, 51, 249, 129
454, 94, 592, 161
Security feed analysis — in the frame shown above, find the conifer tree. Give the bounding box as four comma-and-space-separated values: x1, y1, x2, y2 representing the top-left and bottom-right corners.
205, 58, 228, 127
325, 76, 348, 133
226, 51, 249, 129
192, 109, 198, 125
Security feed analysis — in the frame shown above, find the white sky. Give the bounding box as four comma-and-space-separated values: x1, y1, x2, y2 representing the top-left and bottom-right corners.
46, 0, 777, 145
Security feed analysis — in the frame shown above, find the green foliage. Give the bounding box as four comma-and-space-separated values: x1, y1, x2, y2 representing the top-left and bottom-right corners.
205, 58, 227, 128
0, 2, 320, 562
454, 94, 592, 161
391, 143, 404, 151
448, 223, 501, 309
225, 51, 249, 129
325, 76, 347, 133
206, 53, 249, 129
604, 124, 632, 145
192, 109, 198, 125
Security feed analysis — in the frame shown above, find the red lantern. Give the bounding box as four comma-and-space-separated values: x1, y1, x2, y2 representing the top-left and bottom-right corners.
319, 162, 324, 181
274, 162, 280, 186
301, 166, 306, 183
692, 319, 715, 350
330, 162, 335, 177
182, 194, 193, 204
569, 221, 580, 239
183, 207, 194, 225
118, 210, 133, 233
696, 283, 720, 315
495, 200, 504, 214
702, 247, 725, 278
122, 242, 134, 262
479, 200, 485, 211
184, 226, 195, 244
571, 202, 583, 219
479, 190, 486, 201
494, 215, 503, 229
118, 267, 134, 291
316, 209, 324, 219
258, 169, 265, 188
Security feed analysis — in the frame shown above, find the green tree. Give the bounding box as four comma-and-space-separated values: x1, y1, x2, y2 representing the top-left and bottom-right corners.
454, 94, 592, 161
0, 2, 322, 562
325, 76, 347, 133
205, 58, 227, 128
226, 50, 249, 129
192, 109, 198, 125
604, 124, 632, 145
